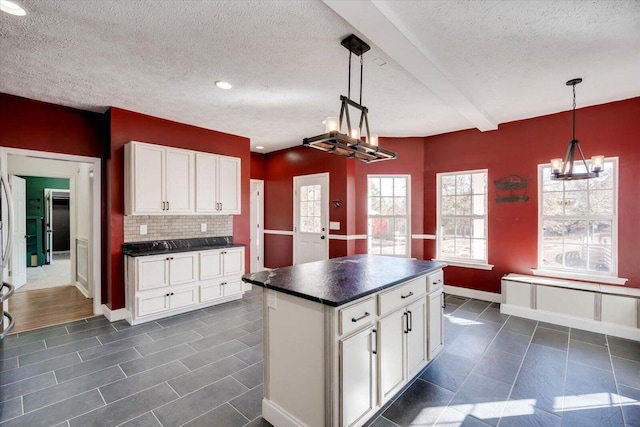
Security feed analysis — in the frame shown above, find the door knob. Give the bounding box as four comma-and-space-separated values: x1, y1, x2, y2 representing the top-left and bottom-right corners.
320, 235, 325, 240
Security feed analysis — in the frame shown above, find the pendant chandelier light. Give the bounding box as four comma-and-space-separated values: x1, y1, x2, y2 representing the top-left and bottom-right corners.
303, 34, 397, 163
550, 78, 604, 180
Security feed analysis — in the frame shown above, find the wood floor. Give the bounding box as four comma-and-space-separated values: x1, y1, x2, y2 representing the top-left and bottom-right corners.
7, 285, 94, 334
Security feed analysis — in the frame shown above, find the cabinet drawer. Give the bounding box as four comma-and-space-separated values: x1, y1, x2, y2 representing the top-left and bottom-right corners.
200, 281, 223, 303
427, 270, 444, 292
378, 277, 426, 316
224, 278, 244, 297
340, 297, 377, 336
137, 292, 169, 317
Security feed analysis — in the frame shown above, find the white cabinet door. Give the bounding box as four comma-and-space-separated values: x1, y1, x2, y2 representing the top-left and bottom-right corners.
137, 256, 169, 291
200, 250, 223, 280
169, 253, 198, 286
406, 297, 428, 377
138, 291, 170, 317
341, 326, 377, 427
169, 286, 198, 310
222, 248, 245, 276
195, 153, 218, 213
378, 308, 406, 403
217, 155, 241, 214
132, 143, 165, 214
428, 289, 444, 360
200, 281, 223, 303
165, 148, 195, 213
223, 278, 244, 297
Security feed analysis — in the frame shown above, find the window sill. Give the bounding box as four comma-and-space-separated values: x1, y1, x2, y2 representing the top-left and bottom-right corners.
530, 269, 628, 286
432, 259, 494, 270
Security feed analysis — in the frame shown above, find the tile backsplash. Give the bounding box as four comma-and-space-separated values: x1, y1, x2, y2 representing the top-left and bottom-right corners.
124, 215, 233, 243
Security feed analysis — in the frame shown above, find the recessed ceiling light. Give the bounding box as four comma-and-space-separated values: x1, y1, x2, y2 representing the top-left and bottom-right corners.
255, 146, 265, 150
0, 0, 26, 16
215, 81, 232, 90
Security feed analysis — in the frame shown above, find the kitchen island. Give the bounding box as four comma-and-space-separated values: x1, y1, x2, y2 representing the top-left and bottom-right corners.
242, 255, 446, 427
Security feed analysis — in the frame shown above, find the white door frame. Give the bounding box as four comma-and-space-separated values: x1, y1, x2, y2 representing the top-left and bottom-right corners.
250, 179, 264, 273
0, 147, 102, 315
293, 172, 329, 265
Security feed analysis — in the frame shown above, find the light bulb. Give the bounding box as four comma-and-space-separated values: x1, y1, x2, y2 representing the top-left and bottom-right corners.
368, 135, 378, 147
350, 127, 360, 140
322, 117, 339, 133
591, 155, 604, 172
550, 158, 563, 173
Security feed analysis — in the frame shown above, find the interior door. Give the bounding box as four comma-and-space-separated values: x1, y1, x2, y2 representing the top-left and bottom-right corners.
293, 173, 328, 265
250, 179, 264, 272
44, 189, 52, 264
10, 175, 26, 290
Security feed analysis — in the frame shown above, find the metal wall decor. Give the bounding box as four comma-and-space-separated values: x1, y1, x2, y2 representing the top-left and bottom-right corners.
494, 175, 529, 203
302, 34, 397, 163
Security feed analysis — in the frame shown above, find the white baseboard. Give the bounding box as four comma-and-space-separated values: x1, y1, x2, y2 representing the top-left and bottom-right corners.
101, 305, 128, 322
443, 285, 501, 303
502, 304, 640, 341
262, 399, 305, 427
75, 281, 90, 298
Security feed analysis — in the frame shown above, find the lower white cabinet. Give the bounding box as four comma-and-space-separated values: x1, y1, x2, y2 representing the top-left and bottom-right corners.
341, 326, 377, 427
262, 269, 444, 427
125, 247, 245, 324
428, 288, 444, 359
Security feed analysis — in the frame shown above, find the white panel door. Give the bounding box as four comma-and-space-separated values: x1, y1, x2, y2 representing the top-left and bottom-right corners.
406, 297, 428, 377
165, 148, 195, 213
378, 308, 406, 402
195, 153, 218, 213
168, 252, 198, 286
9, 176, 26, 290
222, 248, 245, 276
137, 256, 169, 291
293, 173, 328, 265
341, 326, 377, 427
133, 143, 165, 213
199, 250, 223, 280
250, 179, 264, 272
217, 155, 241, 214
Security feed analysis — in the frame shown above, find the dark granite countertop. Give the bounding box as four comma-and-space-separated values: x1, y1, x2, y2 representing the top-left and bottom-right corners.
122, 237, 245, 257
242, 254, 446, 307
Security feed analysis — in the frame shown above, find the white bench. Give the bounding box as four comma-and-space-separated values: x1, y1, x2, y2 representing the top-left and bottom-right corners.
501, 273, 640, 341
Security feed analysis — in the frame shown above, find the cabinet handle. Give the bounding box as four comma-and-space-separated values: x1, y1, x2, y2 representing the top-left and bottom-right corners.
401, 291, 414, 299
166, 201, 169, 210
403, 312, 409, 334
442, 292, 446, 309
351, 312, 370, 323
372, 329, 377, 355
433, 279, 442, 285
408, 310, 413, 332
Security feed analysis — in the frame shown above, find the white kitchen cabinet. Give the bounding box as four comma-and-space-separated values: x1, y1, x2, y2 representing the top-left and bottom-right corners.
125, 247, 245, 325
428, 288, 444, 359
195, 152, 241, 214
125, 141, 195, 215
341, 326, 377, 427
378, 295, 428, 403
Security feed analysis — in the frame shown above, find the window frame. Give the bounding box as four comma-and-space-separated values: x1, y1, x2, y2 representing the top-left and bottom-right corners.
366, 174, 411, 258
535, 157, 624, 284
436, 169, 491, 269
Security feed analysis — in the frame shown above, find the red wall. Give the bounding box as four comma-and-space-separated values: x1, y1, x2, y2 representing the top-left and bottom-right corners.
109, 108, 251, 309
354, 137, 425, 258
424, 97, 640, 292
250, 152, 266, 180
262, 145, 352, 267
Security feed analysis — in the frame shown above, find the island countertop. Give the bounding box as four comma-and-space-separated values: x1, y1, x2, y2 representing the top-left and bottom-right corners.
241, 254, 446, 307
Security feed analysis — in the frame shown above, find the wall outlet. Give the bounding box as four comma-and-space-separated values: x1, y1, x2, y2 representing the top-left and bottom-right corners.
267, 290, 277, 309
200, 223, 207, 232
140, 224, 147, 235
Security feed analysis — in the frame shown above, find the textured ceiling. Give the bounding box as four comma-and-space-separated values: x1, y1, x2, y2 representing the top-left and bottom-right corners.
1, 0, 639, 152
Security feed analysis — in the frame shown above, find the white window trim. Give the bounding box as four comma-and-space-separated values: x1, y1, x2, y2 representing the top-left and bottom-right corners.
367, 174, 411, 258
436, 168, 489, 266
537, 157, 623, 283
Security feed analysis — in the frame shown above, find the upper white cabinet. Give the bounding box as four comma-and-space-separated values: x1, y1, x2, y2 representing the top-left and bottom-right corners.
195, 153, 241, 214
125, 141, 195, 215
125, 141, 241, 215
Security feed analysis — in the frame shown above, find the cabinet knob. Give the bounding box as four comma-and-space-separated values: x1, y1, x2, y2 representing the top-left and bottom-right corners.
170, 292, 174, 296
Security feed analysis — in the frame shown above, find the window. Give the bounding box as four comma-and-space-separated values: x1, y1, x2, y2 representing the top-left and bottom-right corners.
367, 176, 410, 257
299, 184, 322, 233
437, 170, 488, 265
539, 158, 618, 277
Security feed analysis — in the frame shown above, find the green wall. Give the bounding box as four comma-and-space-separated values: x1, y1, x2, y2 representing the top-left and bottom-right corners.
19, 176, 69, 266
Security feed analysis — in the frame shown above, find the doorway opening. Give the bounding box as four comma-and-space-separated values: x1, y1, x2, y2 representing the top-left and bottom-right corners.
293, 173, 329, 265
1, 149, 101, 334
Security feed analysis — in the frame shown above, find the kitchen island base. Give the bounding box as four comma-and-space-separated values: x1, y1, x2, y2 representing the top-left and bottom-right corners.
252, 258, 444, 427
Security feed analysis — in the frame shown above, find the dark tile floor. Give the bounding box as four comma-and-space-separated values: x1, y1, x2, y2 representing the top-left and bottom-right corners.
0, 288, 638, 427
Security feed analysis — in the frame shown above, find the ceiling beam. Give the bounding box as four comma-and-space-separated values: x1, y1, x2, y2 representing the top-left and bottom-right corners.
323, 0, 498, 132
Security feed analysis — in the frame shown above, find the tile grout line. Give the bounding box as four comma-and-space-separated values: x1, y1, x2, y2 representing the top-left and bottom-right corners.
606, 334, 627, 426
